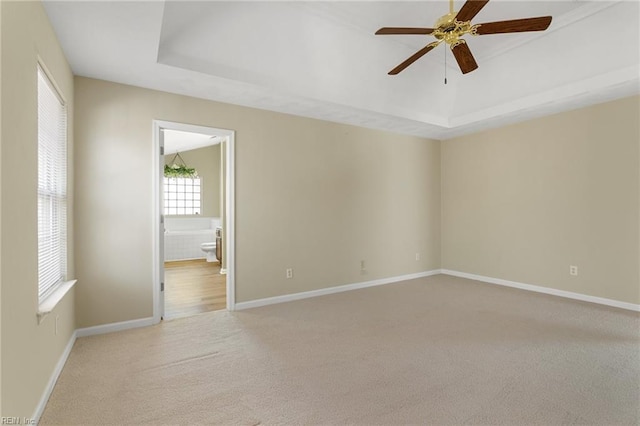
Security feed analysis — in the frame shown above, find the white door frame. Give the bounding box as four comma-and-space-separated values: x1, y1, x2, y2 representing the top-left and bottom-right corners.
152, 120, 236, 323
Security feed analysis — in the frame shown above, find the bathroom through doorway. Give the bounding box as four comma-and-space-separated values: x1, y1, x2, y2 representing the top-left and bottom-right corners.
153, 120, 235, 321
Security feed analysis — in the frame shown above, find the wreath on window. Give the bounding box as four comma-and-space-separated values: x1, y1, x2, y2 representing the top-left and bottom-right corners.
164, 152, 198, 178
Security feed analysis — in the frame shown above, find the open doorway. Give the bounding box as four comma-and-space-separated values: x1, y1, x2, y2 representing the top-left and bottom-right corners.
152, 120, 235, 322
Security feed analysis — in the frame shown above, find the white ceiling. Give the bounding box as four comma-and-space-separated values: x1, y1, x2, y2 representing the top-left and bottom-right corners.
163, 129, 219, 155
43, 1, 639, 140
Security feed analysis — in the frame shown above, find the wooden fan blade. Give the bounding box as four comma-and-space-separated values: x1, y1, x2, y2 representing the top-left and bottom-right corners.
451, 42, 478, 74
475, 16, 552, 34
389, 41, 441, 75
455, 0, 490, 22
376, 27, 435, 35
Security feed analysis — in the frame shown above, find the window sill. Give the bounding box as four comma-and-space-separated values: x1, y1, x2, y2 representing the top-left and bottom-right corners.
37, 279, 77, 324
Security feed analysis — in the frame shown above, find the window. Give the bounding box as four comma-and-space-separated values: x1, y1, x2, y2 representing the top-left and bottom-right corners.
164, 177, 201, 215
37, 65, 68, 302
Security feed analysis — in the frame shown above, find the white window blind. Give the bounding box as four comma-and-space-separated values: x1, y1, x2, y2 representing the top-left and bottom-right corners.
37, 65, 68, 302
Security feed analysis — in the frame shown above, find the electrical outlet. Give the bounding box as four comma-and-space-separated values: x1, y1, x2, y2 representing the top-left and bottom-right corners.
569, 265, 578, 276
415, 252, 420, 261
286, 268, 293, 279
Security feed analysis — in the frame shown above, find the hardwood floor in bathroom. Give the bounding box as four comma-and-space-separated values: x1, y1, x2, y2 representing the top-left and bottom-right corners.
164, 259, 226, 320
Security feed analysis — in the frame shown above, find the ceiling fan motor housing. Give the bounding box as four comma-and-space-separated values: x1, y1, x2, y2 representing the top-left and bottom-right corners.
433, 12, 478, 47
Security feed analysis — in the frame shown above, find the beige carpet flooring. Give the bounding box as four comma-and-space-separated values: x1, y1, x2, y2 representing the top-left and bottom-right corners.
41, 274, 640, 425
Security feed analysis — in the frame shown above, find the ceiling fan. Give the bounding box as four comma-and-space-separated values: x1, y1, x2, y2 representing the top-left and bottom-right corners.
375, 0, 552, 75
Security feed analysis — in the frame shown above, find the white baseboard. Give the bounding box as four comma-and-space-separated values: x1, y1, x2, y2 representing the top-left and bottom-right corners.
33, 330, 77, 423
76, 316, 155, 338
235, 269, 442, 310
33, 316, 155, 421
441, 269, 640, 312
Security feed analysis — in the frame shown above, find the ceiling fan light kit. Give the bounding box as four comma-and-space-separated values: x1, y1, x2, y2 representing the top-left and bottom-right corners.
376, 0, 552, 76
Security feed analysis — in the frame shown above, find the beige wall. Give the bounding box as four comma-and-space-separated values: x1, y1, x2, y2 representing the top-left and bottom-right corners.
164, 144, 221, 217
0, 1, 75, 418
442, 96, 640, 304
74, 76, 441, 326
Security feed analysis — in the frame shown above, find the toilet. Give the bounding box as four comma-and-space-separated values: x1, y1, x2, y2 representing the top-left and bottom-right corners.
201, 225, 222, 263
200, 242, 217, 262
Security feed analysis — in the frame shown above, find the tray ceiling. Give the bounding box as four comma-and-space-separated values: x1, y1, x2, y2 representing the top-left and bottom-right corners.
43, 1, 639, 140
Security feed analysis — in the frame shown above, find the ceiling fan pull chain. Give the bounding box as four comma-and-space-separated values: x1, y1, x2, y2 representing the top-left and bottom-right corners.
444, 45, 448, 85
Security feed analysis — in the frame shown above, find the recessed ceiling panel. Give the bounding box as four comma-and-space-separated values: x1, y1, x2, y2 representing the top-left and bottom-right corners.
157, 1, 455, 126
43, 0, 640, 140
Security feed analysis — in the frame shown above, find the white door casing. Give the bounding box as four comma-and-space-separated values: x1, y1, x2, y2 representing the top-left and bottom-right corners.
152, 120, 236, 323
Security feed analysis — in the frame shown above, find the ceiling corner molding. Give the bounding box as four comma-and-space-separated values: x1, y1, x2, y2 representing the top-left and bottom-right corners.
480, 0, 622, 63
449, 64, 640, 130
550, 0, 622, 29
